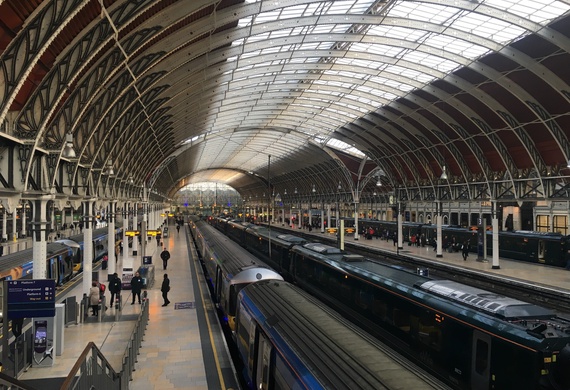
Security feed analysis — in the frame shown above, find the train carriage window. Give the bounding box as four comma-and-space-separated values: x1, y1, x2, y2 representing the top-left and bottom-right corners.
416, 316, 442, 351
372, 298, 388, 320
340, 277, 352, 302
393, 309, 412, 333
356, 288, 373, 310
475, 339, 489, 374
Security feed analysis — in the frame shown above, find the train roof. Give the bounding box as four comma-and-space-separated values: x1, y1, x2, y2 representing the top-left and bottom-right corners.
418, 280, 554, 320
67, 226, 115, 243
0, 242, 70, 273
239, 281, 439, 390
196, 220, 281, 281
250, 228, 307, 247
293, 245, 570, 340
231, 267, 283, 285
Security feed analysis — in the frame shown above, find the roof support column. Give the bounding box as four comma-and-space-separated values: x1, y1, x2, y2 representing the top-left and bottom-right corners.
436, 201, 443, 258
31, 198, 50, 279
132, 203, 138, 255
491, 201, 500, 269
397, 203, 403, 251
107, 201, 117, 275
82, 199, 95, 295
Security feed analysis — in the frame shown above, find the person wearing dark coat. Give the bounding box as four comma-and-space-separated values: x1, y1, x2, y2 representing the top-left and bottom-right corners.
462, 241, 470, 261
161, 274, 171, 307
109, 273, 122, 307
130, 271, 144, 304
160, 248, 171, 270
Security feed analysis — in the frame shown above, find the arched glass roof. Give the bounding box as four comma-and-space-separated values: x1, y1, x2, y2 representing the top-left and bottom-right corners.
2, 0, 570, 201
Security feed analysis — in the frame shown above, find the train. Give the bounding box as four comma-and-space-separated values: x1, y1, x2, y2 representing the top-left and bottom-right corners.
189, 219, 283, 330
59, 226, 123, 273
0, 225, 123, 321
210, 216, 570, 390
325, 218, 570, 268
191, 217, 448, 389
236, 280, 448, 390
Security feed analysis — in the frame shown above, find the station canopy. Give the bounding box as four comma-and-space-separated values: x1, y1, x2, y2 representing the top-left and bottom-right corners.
1, 0, 570, 202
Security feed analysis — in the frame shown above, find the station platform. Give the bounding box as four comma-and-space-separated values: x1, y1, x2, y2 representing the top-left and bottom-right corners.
15, 221, 570, 390
274, 223, 570, 294
18, 225, 238, 390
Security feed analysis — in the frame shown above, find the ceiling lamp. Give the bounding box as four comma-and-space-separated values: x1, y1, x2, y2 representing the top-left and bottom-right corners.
440, 166, 448, 180
62, 132, 76, 158
376, 178, 382, 186
106, 160, 114, 176
129, 176, 134, 185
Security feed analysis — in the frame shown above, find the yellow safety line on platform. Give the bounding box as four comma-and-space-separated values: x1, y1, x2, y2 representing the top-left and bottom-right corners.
193, 254, 228, 390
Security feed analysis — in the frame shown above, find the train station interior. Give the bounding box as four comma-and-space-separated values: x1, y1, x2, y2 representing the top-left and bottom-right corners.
1, 0, 570, 389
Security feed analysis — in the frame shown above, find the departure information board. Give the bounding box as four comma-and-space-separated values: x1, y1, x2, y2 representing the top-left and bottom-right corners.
6, 279, 56, 319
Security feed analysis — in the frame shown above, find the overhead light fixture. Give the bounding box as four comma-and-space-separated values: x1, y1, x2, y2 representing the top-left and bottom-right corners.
567, 159, 570, 168
106, 160, 114, 176
337, 181, 342, 191
376, 178, 382, 186
62, 132, 76, 158
440, 166, 448, 180
312, 184, 316, 193
129, 176, 134, 185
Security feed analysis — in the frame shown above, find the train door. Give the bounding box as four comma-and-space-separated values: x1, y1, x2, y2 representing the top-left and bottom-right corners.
538, 239, 546, 262
48, 257, 57, 283
470, 330, 491, 390
215, 267, 223, 303
255, 331, 272, 390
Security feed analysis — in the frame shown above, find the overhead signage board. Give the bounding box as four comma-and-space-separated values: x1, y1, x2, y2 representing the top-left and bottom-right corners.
7, 279, 56, 319
146, 230, 161, 237
125, 230, 140, 237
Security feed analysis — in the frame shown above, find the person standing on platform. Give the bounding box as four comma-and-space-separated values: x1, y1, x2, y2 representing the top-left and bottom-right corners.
109, 272, 122, 307
160, 247, 171, 270
161, 274, 171, 307
462, 240, 470, 261
130, 271, 144, 304
89, 281, 101, 316
176, 224, 180, 234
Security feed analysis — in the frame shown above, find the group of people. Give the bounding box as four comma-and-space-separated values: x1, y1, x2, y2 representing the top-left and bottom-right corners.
88, 245, 174, 316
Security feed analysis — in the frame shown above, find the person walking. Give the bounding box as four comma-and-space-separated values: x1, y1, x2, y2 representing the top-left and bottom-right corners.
161, 273, 171, 307
462, 240, 470, 261
160, 247, 171, 270
130, 271, 144, 304
109, 272, 122, 308
89, 281, 101, 316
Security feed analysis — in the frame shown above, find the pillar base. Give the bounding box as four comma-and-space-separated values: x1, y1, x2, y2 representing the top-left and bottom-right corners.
436, 254, 443, 258
476, 258, 488, 263
492, 265, 500, 269
397, 246, 403, 250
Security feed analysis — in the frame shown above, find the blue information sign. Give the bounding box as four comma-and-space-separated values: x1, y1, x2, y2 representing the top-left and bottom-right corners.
7, 279, 56, 319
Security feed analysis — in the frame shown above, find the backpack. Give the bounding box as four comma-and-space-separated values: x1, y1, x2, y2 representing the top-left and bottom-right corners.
99, 283, 106, 294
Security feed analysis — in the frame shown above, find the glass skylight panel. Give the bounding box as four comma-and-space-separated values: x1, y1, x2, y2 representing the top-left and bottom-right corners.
486, 0, 570, 23
451, 12, 526, 45
326, 138, 366, 157
255, 10, 282, 23
389, 1, 459, 25
350, 42, 399, 58
401, 51, 460, 73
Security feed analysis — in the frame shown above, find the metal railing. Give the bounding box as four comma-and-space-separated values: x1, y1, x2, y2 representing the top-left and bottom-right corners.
118, 296, 150, 388
59, 299, 150, 390
0, 371, 36, 390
